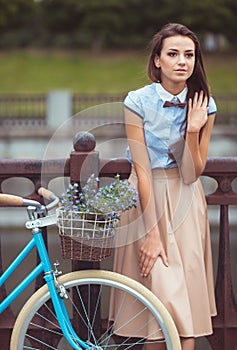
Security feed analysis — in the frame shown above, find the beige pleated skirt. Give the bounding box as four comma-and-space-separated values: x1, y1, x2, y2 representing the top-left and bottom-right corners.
110, 167, 217, 338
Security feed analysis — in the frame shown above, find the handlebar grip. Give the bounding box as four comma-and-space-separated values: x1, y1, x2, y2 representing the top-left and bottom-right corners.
38, 187, 57, 201
0, 193, 24, 206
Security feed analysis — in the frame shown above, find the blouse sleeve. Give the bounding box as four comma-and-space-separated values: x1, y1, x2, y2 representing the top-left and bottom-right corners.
208, 96, 217, 116
124, 91, 144, 119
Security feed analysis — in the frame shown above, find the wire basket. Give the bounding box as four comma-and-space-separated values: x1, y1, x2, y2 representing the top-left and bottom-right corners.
56, 208, 119, 261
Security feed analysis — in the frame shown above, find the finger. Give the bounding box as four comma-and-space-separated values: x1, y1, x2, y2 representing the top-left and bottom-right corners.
160, 250, 169, 267
193, 91, 198, 106
202, 95, 208, 109
139, 251, 146, 267
139, 254, 148, 275
197, 90, 204, 107
140, 251, 168, 277
188, 97, 192, 109
188, 98, 193, 117
141, 258, 154, 277
139, 249, 153, 274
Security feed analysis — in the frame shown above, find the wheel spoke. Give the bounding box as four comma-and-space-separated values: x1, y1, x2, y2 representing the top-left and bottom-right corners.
11, 271, 180, 350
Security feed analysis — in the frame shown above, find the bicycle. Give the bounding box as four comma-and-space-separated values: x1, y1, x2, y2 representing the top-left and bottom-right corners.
0, 187, 181, 349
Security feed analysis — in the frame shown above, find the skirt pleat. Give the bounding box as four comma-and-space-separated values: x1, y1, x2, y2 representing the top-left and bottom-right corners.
110, 167, 217, 338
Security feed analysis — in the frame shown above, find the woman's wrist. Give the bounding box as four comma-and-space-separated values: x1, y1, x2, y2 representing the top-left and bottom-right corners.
146, 226, 161, 239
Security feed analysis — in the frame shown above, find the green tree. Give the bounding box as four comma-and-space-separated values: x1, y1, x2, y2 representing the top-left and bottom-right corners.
0, 0, 37, 47
0, 0, 35, 30
180, 0, 237, 34
0, 0, 236, 49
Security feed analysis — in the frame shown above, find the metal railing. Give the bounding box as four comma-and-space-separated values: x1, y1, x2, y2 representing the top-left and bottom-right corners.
0, 132, 236, 349
0, 93, 46, 128
0, 93, 236, 128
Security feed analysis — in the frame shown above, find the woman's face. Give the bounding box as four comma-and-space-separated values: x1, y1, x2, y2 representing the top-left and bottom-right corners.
154, 35, 195, 90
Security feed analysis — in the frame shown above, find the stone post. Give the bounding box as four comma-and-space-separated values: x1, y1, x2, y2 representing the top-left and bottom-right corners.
69, 131, 101, 338
70, 131, 99, 185
46, 91, 72, 129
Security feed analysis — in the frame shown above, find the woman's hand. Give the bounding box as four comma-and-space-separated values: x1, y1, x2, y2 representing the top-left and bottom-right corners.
187, 91, 208, 133
139, 227, 168, 277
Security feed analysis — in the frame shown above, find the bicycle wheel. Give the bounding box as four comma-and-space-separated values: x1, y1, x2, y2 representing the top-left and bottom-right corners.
11, 270, 181, 350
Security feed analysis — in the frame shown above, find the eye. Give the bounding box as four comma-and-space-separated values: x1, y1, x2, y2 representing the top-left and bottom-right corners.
185, 53, 194, 58
167, 52, 177, 57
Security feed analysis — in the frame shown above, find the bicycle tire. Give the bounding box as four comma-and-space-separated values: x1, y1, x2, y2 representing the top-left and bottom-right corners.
11, 269, 181, 350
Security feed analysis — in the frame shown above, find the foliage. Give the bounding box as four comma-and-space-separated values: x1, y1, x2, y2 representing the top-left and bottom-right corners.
60, 174, 139, 220
0, 0, 35, 30
0, 0, 236, 49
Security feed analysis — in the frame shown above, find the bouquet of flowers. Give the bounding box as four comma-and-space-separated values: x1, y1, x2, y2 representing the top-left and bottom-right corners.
57, 174, 138, 261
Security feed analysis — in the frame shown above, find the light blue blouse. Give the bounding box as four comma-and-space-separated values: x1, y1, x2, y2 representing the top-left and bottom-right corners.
124, 82, 217, 169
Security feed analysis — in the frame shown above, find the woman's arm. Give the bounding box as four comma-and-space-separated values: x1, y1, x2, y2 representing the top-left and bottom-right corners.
181, 91, 216, 184
125, 108, 168, 277
125, 108, 156, 232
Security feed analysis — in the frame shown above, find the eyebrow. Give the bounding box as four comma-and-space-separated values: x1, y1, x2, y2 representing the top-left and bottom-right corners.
168, 48, 194, 52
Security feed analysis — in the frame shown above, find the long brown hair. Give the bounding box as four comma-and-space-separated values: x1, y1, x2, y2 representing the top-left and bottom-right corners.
147, 23, 210, 102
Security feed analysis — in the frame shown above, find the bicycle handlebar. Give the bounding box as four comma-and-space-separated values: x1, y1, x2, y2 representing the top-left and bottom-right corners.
38, 187, 57, 201
0, 193, 43, 209
0, 193, 25, 206
0, 187, 60, 212
37, 187, 60, 211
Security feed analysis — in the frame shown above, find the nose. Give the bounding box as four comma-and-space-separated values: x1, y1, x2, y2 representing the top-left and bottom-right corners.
178, 54, 186, 65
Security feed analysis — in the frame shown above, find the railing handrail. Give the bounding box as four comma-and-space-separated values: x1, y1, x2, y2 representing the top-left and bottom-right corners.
0, 92, 236, 126
0, 132, 236, 349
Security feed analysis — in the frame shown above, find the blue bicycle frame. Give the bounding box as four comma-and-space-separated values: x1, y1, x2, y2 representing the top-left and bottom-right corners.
0, 227, 90, 350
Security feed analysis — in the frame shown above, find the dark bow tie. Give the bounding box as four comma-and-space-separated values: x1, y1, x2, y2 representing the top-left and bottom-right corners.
163, 101, 187, 109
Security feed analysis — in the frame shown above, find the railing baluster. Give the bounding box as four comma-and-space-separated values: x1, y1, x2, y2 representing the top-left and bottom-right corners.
0, 134, 236, 349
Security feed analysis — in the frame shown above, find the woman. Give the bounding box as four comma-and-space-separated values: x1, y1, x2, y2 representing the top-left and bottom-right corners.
110, 23, 217, 350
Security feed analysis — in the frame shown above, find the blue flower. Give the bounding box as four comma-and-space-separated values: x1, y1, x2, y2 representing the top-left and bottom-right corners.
60, 174, 139, 222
